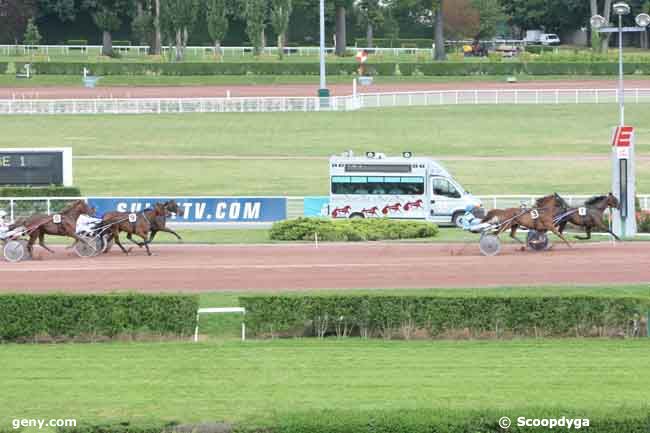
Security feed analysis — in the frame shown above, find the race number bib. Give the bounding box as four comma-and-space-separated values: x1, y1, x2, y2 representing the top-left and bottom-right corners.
128, 213, 137, 223
52, 214, 62, 224
530, 209, 539, 220
578, 207, 587, 216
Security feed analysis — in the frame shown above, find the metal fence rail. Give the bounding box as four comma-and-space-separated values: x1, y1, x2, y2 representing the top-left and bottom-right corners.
3, 89, 649, 115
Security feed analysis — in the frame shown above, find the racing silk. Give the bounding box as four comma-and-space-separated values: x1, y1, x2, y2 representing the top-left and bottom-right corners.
460, 210, 480, 230
76, 214, 103, 235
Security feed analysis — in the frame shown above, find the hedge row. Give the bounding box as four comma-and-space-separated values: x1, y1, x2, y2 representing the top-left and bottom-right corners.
269, 218, 438, 242
239, 295, 648, 339
0, 294, 199, 342
56, 413, 650, 433
0, 186, 81, 197
354, 38, 434, 48
15, 61, 650, 76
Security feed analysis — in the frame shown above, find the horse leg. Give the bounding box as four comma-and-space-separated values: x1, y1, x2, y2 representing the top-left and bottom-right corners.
139, 232, 153, 256
594, 220, 621, 241
509, 225, 524, 244
127, 232, 145, 247
113, 230, 131, 255
154, 227, 182, 241
38, 231, 56, 254
27, 232, 38, 257
575, 226, 591, 240
549, 226, 572, 248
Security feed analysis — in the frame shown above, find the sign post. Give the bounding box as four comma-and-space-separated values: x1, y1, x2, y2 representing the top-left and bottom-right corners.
611, 126, 636, 237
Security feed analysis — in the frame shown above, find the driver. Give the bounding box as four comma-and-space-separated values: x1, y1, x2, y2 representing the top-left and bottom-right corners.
459, 205, 491, 232
0, 210, 8, 234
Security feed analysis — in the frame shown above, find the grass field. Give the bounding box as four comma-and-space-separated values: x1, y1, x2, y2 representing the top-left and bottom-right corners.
4, 105, 650, 195
1, 339, 649, 428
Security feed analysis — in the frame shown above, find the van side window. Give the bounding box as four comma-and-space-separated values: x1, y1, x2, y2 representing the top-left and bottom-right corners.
432, 178, 461, 198
332, 176, 424, 195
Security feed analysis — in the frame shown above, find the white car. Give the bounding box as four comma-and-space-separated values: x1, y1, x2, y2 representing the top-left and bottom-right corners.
539, 34, 560, 46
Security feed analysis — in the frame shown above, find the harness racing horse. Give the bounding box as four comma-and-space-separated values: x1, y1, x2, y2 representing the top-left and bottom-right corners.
149, 200, 185, 243
102, 203, 168, 256
556, 193, 620, 240
482, 193, 573, 248
10, 200, 94, 256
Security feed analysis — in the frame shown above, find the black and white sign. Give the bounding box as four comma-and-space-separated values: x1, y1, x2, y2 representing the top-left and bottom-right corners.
0, 148, 72, 186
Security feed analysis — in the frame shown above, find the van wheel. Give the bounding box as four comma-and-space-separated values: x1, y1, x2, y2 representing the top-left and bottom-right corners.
349, 213, 365, 219
452, 211, 464, 228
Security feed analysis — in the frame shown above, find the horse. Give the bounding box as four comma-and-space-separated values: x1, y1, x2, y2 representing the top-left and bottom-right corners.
101, 203, 168, 256
557, 193, 620, 240
9, 200, 94, 256
149, 200, 185, 243
482, 193, 573, 248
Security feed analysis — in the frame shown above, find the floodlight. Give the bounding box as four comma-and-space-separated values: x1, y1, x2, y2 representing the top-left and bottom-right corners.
590, 15, 606, 29
612, 2, 631, 16
636, 13, 650, 27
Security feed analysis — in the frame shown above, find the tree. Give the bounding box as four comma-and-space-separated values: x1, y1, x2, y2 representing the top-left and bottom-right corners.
591, 0, 612, 52
434, 0, 446, 60
357, 0, 385, 48
0, 0, 37, 44
470, 0, 502, 40
206, 0, 229, 58
500, 0, 588, 37
37, 0, 77, 21
160, 0, 200, 61
23, 18, 42, 45
334, 0, 352, 56
270, 0, 292, 59
244, 0, 267, 56
444, 0, 480, 40
83, 0, 129, 57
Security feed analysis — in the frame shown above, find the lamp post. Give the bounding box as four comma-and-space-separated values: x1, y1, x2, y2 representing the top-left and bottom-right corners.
318, 0, 330, 101
591, 3, 650, 238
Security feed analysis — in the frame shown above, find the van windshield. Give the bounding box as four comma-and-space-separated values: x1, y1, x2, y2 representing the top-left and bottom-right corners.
432, 178, 462, 198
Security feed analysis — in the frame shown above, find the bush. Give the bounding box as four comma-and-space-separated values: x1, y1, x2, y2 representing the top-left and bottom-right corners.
354, 38, 433, 48
67, 39, 88, 45
240, 294, 648, 339
0, 294, 199, 342
269, 218, 438, 242
0, 186, 81, 197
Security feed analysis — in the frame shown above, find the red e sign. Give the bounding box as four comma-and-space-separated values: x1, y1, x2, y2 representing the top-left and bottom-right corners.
613, 126, 634, 147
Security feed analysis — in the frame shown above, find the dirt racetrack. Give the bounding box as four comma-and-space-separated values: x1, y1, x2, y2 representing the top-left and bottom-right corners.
0, 242, 647, 292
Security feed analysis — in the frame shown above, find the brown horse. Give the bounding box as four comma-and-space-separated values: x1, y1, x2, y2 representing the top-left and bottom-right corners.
557, 193, 620, 240
150, 200, 185, 242
10, 200, 94, 256
482, 193, 573, 248
102, 203, 168, 256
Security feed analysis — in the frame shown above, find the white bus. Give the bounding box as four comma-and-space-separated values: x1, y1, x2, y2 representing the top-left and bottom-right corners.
329, 152, 482, 226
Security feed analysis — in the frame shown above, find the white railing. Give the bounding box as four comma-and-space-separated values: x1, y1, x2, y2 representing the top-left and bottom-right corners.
3, 195, 648, 223
3, 89, 649, 115
0, 44, 433, 58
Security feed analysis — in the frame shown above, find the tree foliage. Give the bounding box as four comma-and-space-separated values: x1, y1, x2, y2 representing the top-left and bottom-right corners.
0, 0, 37, 44
160, 0, 200, 60
244, 0, 267, 56
270, 0, 292, 58
205, 0, 229, 55
23, 18, 42, 45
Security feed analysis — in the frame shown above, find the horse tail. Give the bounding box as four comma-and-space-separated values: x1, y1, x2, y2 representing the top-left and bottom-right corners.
481, 210, 499, 223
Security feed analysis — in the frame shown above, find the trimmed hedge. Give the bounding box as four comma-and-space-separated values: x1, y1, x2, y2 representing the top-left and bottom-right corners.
264, 412, 650, 433
59, 422, 177, 433
0, 62, 8, 74
269, 218, 438, 242
0, 186, 81, 197
0, 294, 199, 342
16, 61, 650, 76
354, 38, 433, 48
239, 295, 648, 339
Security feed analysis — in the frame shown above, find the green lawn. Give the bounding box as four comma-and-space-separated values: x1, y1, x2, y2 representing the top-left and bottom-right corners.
1, 339, 649, 428
73, 158, 650, 195
4, 105, 649, 195
4, 105, 641, 157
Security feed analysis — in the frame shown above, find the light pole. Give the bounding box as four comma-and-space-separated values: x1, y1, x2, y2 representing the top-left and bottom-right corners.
318, 0, 330, 100
591, 3, 650, 238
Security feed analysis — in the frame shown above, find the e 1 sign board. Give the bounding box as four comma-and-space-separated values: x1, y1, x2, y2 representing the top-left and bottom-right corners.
0, 148, 72, 186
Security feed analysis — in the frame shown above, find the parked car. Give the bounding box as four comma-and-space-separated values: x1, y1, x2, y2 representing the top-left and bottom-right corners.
539, 34, 561, 46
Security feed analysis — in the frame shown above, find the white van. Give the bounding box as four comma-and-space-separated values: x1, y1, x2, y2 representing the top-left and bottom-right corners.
539, 34, 560, 46
329, 152, 482, 226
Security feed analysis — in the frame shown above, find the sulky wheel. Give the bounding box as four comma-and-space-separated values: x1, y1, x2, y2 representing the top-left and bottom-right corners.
527, 230, 549, 251
4, 240, 28, 262
73, 236, 104, 258
479, 233, 501, 256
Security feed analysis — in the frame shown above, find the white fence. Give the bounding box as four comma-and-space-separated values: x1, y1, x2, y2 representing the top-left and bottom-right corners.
3, 195, 649, 223
2, 88, 649, 115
